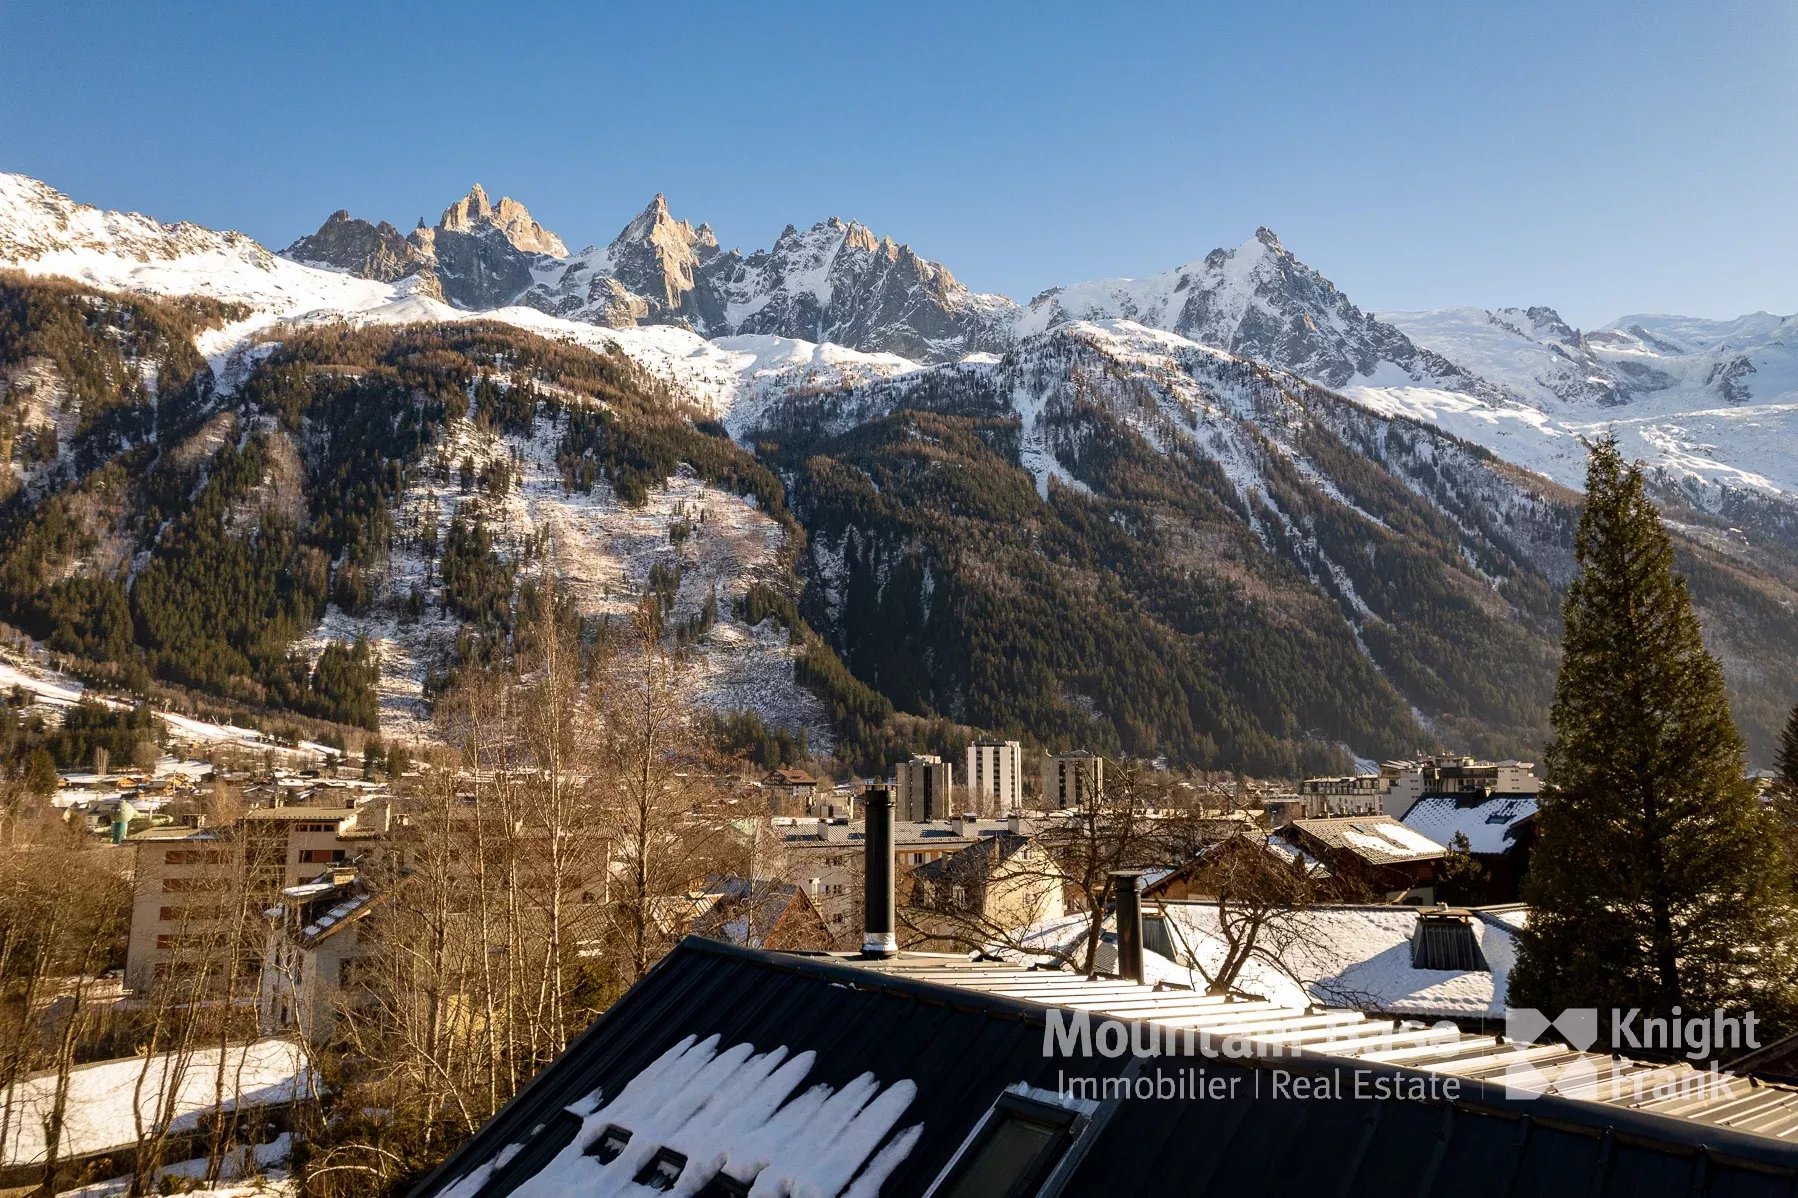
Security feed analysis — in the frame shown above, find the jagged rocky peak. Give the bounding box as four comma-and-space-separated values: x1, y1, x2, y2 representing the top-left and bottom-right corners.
601, 193, 720, 312
617, 193, 719, 262
1017, 223, 1493, 396
284, 209, 428, 289
437, 183, 567, 256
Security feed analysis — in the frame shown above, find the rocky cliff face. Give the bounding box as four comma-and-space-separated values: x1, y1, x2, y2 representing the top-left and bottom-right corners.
284, 210, 440, 298
285, 183, 568, 310
697, 217, 1017, 360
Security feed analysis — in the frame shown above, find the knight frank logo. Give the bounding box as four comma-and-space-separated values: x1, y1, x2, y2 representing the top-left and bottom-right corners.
1501, 1007, 1754, 1102
1502, 1007, 1602, 1100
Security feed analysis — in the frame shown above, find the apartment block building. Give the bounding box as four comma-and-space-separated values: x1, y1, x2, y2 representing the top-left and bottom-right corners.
964, 738, 1022, 813
124, 797, 388, 991
894, 754, 953, 823
257, 869, 378, 1044
1041, 750, 1103, 809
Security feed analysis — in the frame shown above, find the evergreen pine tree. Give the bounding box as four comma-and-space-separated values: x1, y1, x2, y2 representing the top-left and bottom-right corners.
1513, 437, 1791, 1024
1778, 704, 1798, 798
1773, 704, 1798, 880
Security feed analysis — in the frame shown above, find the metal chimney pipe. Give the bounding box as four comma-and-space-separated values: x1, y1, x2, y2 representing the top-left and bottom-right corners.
861, 785, 897, 958
1113, 870, 1146, 984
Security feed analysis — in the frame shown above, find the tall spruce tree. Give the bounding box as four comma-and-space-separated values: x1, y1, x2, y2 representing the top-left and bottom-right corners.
1778, 705, 1798, 798
1774, 704, 1798, 877
1513, 438, 1791, 1024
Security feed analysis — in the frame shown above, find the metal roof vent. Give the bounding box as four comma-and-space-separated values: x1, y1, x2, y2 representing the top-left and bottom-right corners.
1410, 906, 1488, 972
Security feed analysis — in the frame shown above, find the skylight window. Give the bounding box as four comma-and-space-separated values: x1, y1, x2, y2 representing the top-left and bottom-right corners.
634, 1147, 686, 1191
927, 1085, 1097, 1198
585, 1124, 630, 1163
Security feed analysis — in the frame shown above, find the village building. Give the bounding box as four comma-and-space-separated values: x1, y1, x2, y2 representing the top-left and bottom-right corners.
892, 753, 952, 822
759, 767, 818, 815
1277, 814, 1447, 902
1040, 749, 1102, 809
1400, 792, 1539, 903
904, 831, 1065, 950
257, 869, 380, 1044
771, 815, 1033, 945
685, 877, 833, 953
1299, 754, 1542, 819
964, 737, 1022, 812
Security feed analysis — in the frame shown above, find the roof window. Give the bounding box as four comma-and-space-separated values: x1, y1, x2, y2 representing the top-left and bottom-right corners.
928, 1084, 1098, 1198
634, 1147, 687, 1191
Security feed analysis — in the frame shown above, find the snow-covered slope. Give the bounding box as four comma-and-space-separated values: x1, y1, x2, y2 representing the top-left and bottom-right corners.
0, 173, 403, 323
300, 406, 830, 743
1005, 211, 1798, 506
1382, 304, 1798, 501
1015, 227, 1494, 397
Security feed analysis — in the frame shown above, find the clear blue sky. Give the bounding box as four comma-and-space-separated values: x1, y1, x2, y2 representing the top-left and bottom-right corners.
2, 0, 1793, 328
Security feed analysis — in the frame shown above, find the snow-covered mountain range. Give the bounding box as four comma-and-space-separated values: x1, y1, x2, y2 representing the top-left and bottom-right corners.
2, 170, 1794, 764
7, 171, 1793, 511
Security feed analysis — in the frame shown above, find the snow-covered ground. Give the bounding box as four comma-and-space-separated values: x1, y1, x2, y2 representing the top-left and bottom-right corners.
57, 1137, 295, 1198
1, 1039, 313, 1167
1380, 306, 1798, 501
0, 650, 338, 762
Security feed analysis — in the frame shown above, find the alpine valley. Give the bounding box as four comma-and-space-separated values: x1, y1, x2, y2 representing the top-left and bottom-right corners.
3, 173, 1796, 773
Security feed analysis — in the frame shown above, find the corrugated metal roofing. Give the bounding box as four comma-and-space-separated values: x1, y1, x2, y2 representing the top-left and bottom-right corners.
412, 939, 1798, 1198
847, 953, 1798, 1144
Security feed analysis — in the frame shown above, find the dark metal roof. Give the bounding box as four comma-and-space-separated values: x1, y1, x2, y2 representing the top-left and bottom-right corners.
411, 939, 1798, 1198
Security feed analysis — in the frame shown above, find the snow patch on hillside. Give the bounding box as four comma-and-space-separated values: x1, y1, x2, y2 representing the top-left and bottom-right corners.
298, 404, 829, 746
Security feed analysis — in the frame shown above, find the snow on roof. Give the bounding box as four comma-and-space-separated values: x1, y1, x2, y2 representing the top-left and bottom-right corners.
444, 1033, 920, 1198
0, 1039, 314, 1166
1151, 903, 1519, 1018
1296, 815, 1447, 864
1400, 795, 1537, 855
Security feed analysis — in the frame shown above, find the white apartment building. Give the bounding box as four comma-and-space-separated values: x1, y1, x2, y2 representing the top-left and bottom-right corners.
1041, 751, 1103, 809
894, 755, 953, 823
965, 738, 1023, 812
124, 797, 387, 991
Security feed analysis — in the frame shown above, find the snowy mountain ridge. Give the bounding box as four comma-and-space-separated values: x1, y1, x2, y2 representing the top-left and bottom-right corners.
5, 169, 1795, 511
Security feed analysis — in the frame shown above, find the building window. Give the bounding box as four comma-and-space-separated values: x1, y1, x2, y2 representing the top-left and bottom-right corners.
634, 1148, 686, 1190
159, 905, 219, 922
585, 1125, 631, 1164
162, 876, 222, 893
299, 849, 346, 864
165, 849, 225, 865
929, 1086, 1092, 1198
